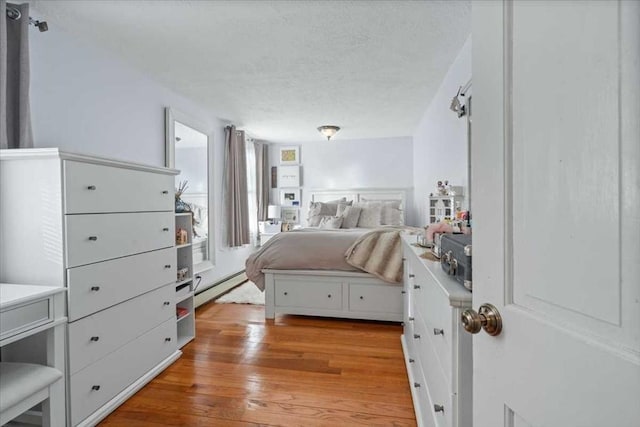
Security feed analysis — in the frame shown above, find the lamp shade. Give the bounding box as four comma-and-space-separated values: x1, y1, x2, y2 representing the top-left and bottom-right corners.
267, 205, 281, 220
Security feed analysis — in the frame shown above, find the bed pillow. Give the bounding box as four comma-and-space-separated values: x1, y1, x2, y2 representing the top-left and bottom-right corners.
308, 214, 332, 227
318, 216, 343, 229
359, 198, 403, 226
339, 206, 362, 229
356, 203, 382, 228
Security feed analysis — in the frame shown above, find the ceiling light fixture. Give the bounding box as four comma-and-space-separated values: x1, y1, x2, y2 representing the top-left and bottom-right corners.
317, 125, 340, 141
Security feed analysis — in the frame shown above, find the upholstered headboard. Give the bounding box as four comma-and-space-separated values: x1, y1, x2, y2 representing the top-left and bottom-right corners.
308, 188, 409, 224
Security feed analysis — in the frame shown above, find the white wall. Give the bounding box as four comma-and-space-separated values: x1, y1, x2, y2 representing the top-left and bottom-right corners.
29, 20, 253, 289
268, 137, 415, 224
412, 36, 472, 226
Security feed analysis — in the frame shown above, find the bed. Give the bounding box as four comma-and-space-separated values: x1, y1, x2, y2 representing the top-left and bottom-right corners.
246, 188, 416, 322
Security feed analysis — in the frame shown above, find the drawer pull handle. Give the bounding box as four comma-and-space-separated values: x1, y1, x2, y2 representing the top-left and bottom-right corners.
165, 264, 172, 269
163, 227, 170, 232
408, 316, 415, 321
413, 285, 421, 290
284, 292, 288, 296
91, 385, 101, 391
401, 290, 406, 294
409, 358, 415, 363
359, 296, 364, 300
413, 334, 421, 339
402, 257, 406, 261
90, 336, 99, 342
162, 190, 169, 194
165, 337, 172, 342
409, 274, 415, 278
327, 294, 332, 298
433, 328, 444, 336
90, 286, 100, 291
88, 236, 98, 241
87, 185, 96, 190
413, 382, 421, 388
163, 301, 171, 306
434, 404, 445, 413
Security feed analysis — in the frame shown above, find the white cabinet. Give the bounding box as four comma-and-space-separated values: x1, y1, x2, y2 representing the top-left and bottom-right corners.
0, 148, 181, 426
174, 213, 195, 348
401, 234, 472, 427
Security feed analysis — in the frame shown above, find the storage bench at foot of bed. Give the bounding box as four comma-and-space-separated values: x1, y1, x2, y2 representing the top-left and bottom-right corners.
263, 269, 403, 322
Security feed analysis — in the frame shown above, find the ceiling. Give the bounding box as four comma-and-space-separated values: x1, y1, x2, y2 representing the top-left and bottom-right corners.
29, 0, 471, 142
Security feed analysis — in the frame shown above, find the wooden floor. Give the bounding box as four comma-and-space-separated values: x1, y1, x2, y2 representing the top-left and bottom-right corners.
100, 302, 416, 426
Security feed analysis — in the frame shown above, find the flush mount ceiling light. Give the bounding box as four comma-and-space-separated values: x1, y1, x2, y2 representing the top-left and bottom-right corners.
317, 125, 340, 141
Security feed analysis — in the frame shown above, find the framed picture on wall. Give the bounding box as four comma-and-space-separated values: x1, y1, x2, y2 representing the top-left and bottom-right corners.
281, 207, 299, 223
279, 189, 301, 207
279, 146, 300, 165
278, 165, 300, 187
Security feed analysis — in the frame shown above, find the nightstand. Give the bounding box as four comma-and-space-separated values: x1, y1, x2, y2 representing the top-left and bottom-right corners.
259, 232, 278, 246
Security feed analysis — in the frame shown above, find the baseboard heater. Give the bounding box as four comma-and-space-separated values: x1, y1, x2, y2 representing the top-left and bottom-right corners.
194, 270, 247, 308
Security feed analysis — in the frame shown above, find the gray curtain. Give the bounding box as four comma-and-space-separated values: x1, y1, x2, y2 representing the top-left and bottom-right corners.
255, 142, 269, 221
224, 125, 250, 247
1, 1, 33, 149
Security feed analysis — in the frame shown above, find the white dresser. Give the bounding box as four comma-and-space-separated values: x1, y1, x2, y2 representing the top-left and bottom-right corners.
0, 148, 181, 426
401, 234, 472, 427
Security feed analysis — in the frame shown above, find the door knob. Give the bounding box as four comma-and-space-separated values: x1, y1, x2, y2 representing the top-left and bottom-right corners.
461, 303, 502, 336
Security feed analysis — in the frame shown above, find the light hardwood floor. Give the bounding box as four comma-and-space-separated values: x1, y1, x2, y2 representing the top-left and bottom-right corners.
100, 301, 417, 426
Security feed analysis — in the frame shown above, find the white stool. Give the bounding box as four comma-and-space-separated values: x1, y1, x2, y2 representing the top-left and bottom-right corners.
0, 362, 63, 425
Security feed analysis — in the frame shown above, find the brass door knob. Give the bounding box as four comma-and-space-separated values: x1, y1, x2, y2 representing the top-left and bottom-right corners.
461, 303, 502, 336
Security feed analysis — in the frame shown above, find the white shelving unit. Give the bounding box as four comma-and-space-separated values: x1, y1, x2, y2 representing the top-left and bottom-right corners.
427, 194, 464, 224
175, 212, 195, 348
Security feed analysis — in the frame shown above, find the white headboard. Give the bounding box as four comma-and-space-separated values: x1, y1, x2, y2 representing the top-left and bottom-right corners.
308, 188, 409, 223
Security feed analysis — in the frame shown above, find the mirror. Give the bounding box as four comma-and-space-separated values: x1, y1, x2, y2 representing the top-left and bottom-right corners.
165, 108, 213, 271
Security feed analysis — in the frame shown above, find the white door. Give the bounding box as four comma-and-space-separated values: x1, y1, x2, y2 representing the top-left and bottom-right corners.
471, 1, 640, 426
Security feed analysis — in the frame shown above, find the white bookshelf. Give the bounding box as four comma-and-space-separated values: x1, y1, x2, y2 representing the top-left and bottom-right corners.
175, 212, 196, 348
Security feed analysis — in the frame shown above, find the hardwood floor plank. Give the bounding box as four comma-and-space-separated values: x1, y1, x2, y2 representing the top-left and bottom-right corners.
100, 302, 416, 426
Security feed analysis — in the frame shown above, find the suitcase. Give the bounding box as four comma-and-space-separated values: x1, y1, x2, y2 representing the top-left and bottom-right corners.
440, 234, 472, 291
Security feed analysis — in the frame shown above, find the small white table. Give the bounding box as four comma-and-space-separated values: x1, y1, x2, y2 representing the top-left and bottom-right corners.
0, 284, 67, 426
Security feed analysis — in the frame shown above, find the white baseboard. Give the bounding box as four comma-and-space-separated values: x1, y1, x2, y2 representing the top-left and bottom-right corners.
194, 272, 247, 308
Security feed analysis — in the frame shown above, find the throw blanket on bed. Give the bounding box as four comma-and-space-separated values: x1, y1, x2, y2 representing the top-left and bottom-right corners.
344, 228, 404, 284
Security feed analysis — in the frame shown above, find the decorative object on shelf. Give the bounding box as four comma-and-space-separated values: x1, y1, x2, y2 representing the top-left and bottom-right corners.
428, 194, 464, 224
281, 222, 294, 232
436, 180, 449, 196
176, 306, 189, 319
176, 228, 188, 245
278, 165, 300, 187
177, 267, 189, 282
317, 125, 340, 141
279, 146, 300, 165
174, 180, 191, 213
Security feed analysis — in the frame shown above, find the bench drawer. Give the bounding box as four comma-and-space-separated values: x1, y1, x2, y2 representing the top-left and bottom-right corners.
275, 280, 342, 310
348, 283, 402, 314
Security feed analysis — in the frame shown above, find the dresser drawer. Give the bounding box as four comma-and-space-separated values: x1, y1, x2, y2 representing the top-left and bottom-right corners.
68, 284, 174, 375
63, 160, 174, 214
413, 267, 453, 381
70, 317, 176, 426
348, 283, 402, 315
415, 312, 453, 427
66, 247, 175, 321
65, 212, 174, 267
275, 280, 342, 310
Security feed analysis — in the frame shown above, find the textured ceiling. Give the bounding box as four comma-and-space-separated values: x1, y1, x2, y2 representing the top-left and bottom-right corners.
29, 0, 471, 142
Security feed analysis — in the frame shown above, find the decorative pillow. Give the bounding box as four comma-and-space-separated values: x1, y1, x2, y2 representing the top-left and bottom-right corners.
319, 216, 343, 229
356, 204, 382, 228
340, 206, 362, 229
308, 199, 353, 223
308, 214, 332, 227
359, 199, 403, 225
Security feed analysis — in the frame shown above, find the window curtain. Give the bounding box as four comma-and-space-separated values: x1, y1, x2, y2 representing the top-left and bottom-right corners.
224, 126, 250, 247
255, 142, 269, 222
1, 1, 33, 149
